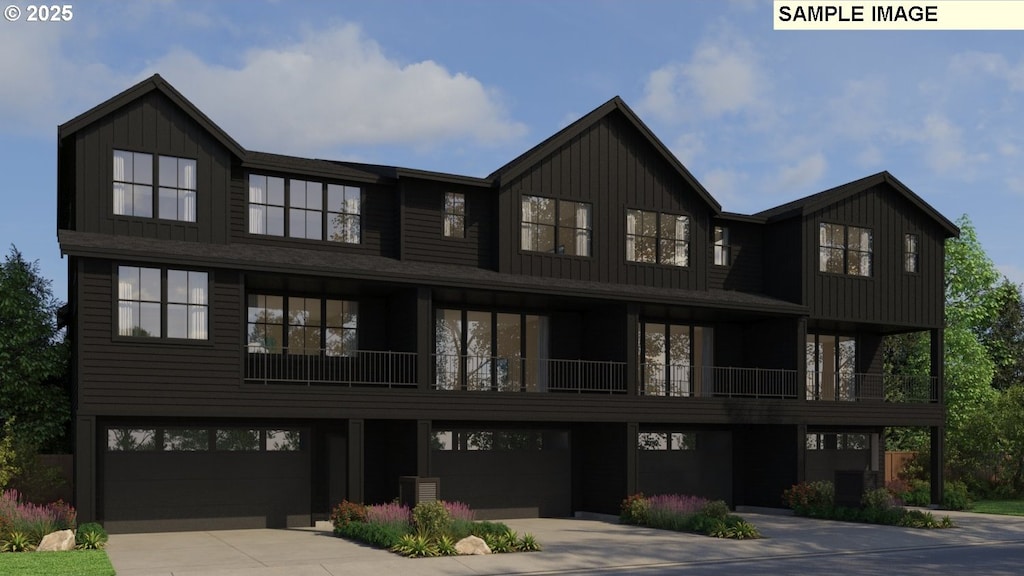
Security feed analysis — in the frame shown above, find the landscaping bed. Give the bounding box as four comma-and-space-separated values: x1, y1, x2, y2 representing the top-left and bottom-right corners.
619, 493, 761, 539
0, 489, 112, 574
331, 500, 540, 557
782, 481, 955, 528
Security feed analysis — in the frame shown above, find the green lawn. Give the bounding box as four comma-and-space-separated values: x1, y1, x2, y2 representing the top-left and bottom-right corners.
970, 500, 1024, 516
0, 549, 115, 575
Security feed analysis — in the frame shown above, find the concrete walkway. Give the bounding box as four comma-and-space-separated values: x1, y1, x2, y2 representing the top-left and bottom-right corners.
106, 510, 1024, 576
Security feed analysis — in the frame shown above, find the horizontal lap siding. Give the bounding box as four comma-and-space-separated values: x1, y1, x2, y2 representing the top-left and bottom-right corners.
506, 113, 710, 290
78, 259, 241, 412
708, 220, 763, 293
806, 185, 944, 328
403, 182, 493, 268
74, 91, 232, 244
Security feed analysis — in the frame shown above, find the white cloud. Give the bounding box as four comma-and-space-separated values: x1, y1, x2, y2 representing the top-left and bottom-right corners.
670, 132, 705, 166
700, 168, 746, 208
914, 115, 979, 173
775, 153, 827, 193
147, 24, 526, 155
997, 264, 1024, 288
950, 51, 1024, 92
638, 32, 769, 124
824, 77, 889, 142
857, 146, 884, 167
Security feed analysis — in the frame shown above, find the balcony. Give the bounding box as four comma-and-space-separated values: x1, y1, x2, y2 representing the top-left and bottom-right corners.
806, 372, 937, 403
244, 347, 417, 387
432, 355, 626, 393
640, 365, 799, 399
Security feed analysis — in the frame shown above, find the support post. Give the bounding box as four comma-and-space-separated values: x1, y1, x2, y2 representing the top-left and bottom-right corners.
930, 426, 945, 506
74, 415, 96, 523
417, 419, 431, 477
347, 419, 364, 503
416, 287, 432, 391
796, 424, 807, 484
796, 317, 808, 400
626, 422, 639, 496
626, 304, 639, 396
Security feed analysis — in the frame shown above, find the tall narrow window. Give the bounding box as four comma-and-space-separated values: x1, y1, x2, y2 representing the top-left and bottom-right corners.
249, 175, 285, 236
118, 266, 161, 337
325, 299, 358, 357
521, 195, 556, 252
626, 209, 658, 263
641, 322, 712, 396
713, 226, 730, 266
247, 295, 284, 353
327, 184, 361, 244
819, 223, 845, 274
660, 214, 690, 267
847, 226, 872, 276
558, 201, 591, 256
167, 270, 208, 340
287, 297, 321, 355
288, 180, 323, 240
444, 192, 466, 238
806, 333, 857, 400
113, 150, 153, 217
904, 233, 919, 273
158, 156, 197, 222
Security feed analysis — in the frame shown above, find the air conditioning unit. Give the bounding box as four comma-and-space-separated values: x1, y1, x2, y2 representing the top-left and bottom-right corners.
399, 476, 440, 508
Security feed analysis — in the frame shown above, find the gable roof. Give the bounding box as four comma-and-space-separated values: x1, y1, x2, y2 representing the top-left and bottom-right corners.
58, 74, 246, 158
756, 171, 959, 237
489, 96, 722, 213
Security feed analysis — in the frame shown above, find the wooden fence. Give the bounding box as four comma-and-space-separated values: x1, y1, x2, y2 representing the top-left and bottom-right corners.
885, 451, 918, 483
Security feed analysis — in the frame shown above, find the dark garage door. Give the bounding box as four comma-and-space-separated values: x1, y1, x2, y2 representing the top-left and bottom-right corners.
102, 427, 311, 533
430, 428, 571, 518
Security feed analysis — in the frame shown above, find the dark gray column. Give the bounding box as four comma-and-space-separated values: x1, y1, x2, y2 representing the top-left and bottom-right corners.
75, 415, 97, 522
626, 422, 639, 496
416, 287, 432, 391
796, 317, 808, 400
347, 419, 364, 503
626, 304, 639, 396
796, 423, 807, 484
930, 426, 945, 506
417, 419, 431, 477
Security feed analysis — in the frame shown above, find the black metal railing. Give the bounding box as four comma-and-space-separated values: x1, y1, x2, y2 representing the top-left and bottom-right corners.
243, 346, 417, 387
806, 372, 937, 403
432, 355, 626, 393
640, 365, 799, 399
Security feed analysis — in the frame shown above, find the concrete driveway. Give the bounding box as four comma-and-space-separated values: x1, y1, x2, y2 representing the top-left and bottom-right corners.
106, 510, 1024, 576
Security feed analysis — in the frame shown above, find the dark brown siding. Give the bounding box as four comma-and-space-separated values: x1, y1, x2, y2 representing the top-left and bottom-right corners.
77, 258, 241, 412
804, 185, 946, 328
73, 91, 233, 244
501, 111, 713, 290
708, 220, 763, 293
763, 219, 803, 304
403, 181, 494, 268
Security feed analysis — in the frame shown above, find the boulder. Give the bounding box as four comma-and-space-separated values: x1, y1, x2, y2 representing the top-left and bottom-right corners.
37, 529, 76, 552
455, 535, 491, 555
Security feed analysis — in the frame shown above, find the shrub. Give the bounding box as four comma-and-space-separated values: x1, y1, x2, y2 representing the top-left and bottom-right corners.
442, 500, 474, 523
411, 500, 451, 537
862, 487, 898, 511
518, 532, 542, 552
76, 522, 109, 550
434, 533, 458, 556
0, 489, 76, 545
620, 493, 650, 525
943, 480, 971, 510
336, 520, 409, 548
782, 481, 834, 517
0, 530, 35, 552
330, 500, 367, 531
781, 484, 955, 529
482, 528, 519, 553
365, 501, 410, 528
391, 533, 438, 558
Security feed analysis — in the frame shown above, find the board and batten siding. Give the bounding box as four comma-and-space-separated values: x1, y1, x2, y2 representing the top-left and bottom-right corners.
72, 91, 233, 244
708, 220, 764, 293
501, 112, 712, 290
402, 181, 494, 268
77, 259, 241, 414
803, 185, 945, 329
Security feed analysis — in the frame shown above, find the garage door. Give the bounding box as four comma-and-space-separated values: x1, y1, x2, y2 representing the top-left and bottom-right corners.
102, 426, 310, 533
430, 428, 570, 518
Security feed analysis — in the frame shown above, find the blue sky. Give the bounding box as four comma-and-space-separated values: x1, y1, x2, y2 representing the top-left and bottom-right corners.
2, 0, 1022, 300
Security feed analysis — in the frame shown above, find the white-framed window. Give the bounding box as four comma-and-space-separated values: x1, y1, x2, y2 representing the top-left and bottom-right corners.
819, 223, 872, 277
113, 150, 153, 218
117, 265, 208, 340
158, 156, 197, 222
444, 192, 466, 238
626, 210, 689, 266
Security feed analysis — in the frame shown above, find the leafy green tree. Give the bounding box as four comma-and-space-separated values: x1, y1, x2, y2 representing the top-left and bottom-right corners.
0, 247, 70, 451
979, 280, 1024, 391
993, 385, 1024, 494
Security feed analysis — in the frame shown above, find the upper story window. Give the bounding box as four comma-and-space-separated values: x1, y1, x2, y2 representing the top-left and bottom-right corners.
713, 226, 730, 266
521, 195, 592, 256
158, 156, 197, 222
328, 184, 361, 244
113, 150, 153, 218
444, 192, 466, 238
248, 176, 363, 244
626, 210, 689, 267
819, 223, 872, 277
117, 265, 208, 340
114, 151, 196, 221
904, 233, 919, 273
289, 180, 323, 240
